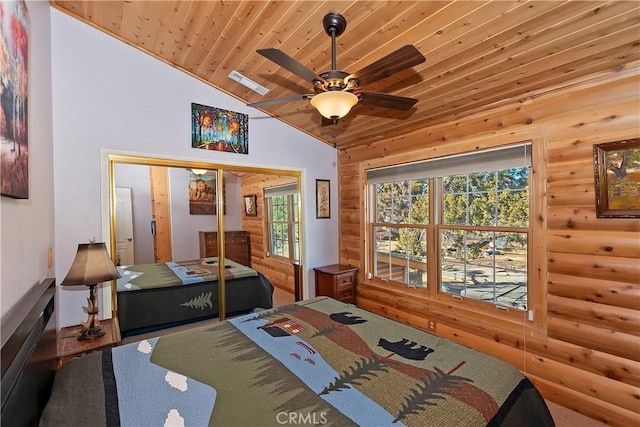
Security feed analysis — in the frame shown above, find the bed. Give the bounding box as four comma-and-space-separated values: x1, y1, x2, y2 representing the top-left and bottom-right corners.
36, 295, 554, 426
116, 257, 274, 336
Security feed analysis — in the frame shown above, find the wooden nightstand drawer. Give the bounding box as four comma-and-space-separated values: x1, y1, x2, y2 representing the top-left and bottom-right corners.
336, 286, 355, 301
336, 272, 355, 288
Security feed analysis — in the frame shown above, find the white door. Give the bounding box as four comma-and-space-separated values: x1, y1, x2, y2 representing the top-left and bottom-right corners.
115, 187, 135, 266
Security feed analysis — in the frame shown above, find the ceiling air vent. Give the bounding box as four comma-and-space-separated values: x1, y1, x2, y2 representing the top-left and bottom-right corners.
228, 70, 269, 96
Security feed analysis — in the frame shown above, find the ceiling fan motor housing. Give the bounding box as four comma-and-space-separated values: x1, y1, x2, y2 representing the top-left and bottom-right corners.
315, 70, 358, 92
323, 12, 347, 37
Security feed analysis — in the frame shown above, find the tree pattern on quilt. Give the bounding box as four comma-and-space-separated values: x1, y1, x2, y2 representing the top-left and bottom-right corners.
312, 312, 366, 338
180, 292, 212, 310
310, 310, 479, 423
394, 366, 472, 423
233, 305, 498, 422
240, 303, 303, 323
320, 353, 391, 395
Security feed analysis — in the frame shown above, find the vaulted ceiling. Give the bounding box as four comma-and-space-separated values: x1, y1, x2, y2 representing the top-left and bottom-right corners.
50, 1, 640, 150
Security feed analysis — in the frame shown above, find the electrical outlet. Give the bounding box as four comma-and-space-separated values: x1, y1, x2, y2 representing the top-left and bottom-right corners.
428, 320, 437, 332
47, 248, 53, 268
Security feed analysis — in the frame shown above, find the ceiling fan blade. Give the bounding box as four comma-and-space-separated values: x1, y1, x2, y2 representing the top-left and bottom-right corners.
257, 48, 325, 84
358, 91, 419, 110
350, 45, 426, 86
247, 95, 311, 108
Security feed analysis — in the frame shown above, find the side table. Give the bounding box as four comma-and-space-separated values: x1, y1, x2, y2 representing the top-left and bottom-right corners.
57, 317, 121, 367
314, 264, 358, 304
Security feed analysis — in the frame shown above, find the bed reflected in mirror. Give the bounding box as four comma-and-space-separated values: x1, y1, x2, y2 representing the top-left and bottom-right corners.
108, 156, 302, 337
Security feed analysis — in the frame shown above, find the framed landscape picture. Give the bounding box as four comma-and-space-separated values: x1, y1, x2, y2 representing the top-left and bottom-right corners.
191, 103, 248, 154
593, 138, 640, 218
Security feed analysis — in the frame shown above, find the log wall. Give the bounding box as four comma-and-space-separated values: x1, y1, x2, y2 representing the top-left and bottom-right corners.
241, 174, 298, 293
338, 69, 640, 425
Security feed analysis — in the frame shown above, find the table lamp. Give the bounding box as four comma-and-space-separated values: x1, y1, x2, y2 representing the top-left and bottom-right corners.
61, 242, 121, 340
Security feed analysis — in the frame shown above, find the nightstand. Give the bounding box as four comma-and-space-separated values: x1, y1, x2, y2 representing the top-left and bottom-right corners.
57, 317, 121, 367
314, 264, 358, 304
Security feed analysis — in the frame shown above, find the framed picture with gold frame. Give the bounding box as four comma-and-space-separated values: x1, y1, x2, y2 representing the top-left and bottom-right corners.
593, 138, 640, 218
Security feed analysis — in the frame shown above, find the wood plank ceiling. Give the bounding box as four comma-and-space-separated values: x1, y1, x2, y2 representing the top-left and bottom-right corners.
50, 1, 640, 150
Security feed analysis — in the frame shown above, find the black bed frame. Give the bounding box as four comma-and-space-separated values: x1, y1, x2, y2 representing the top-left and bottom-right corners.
1, 278, 57, 426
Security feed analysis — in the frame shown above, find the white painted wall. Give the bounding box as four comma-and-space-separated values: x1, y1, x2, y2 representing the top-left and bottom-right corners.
0, 1, 54, 343
50, 9, 339, 328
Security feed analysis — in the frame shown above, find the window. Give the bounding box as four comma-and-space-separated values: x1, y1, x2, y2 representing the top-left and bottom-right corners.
372, 179, 429, 287
265, 184, 299, 260
368, 144, 531, 311
439, 168, 529, 309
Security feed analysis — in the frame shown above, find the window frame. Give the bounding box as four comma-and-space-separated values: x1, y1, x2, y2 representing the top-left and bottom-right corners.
363, 140, 547, 333
265, 192, 299, 261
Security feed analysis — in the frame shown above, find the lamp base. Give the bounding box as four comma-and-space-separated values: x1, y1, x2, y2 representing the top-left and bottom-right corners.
77, 283, 105, 341
77, 326, 106, 340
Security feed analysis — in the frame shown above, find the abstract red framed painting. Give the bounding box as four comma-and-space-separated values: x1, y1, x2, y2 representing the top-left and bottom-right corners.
1, 0, 29, 199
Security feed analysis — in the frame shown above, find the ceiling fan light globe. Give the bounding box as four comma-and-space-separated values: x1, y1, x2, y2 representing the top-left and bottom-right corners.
310, 91, 358, 119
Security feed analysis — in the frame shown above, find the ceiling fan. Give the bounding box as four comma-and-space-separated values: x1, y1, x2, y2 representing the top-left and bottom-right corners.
247, 12, 426, 124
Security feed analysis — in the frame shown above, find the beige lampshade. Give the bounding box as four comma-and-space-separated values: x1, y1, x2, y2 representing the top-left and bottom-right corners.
61, 243, 121, 286
310, 91, 358, 119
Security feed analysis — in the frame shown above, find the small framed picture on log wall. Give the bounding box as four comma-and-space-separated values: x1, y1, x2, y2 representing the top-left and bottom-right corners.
593, 138, 640, 218
243, 194, 258, 217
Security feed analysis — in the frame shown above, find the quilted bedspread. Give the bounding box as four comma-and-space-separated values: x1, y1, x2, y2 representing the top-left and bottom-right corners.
117, 257, 258, 292
41, 297, 554, 426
